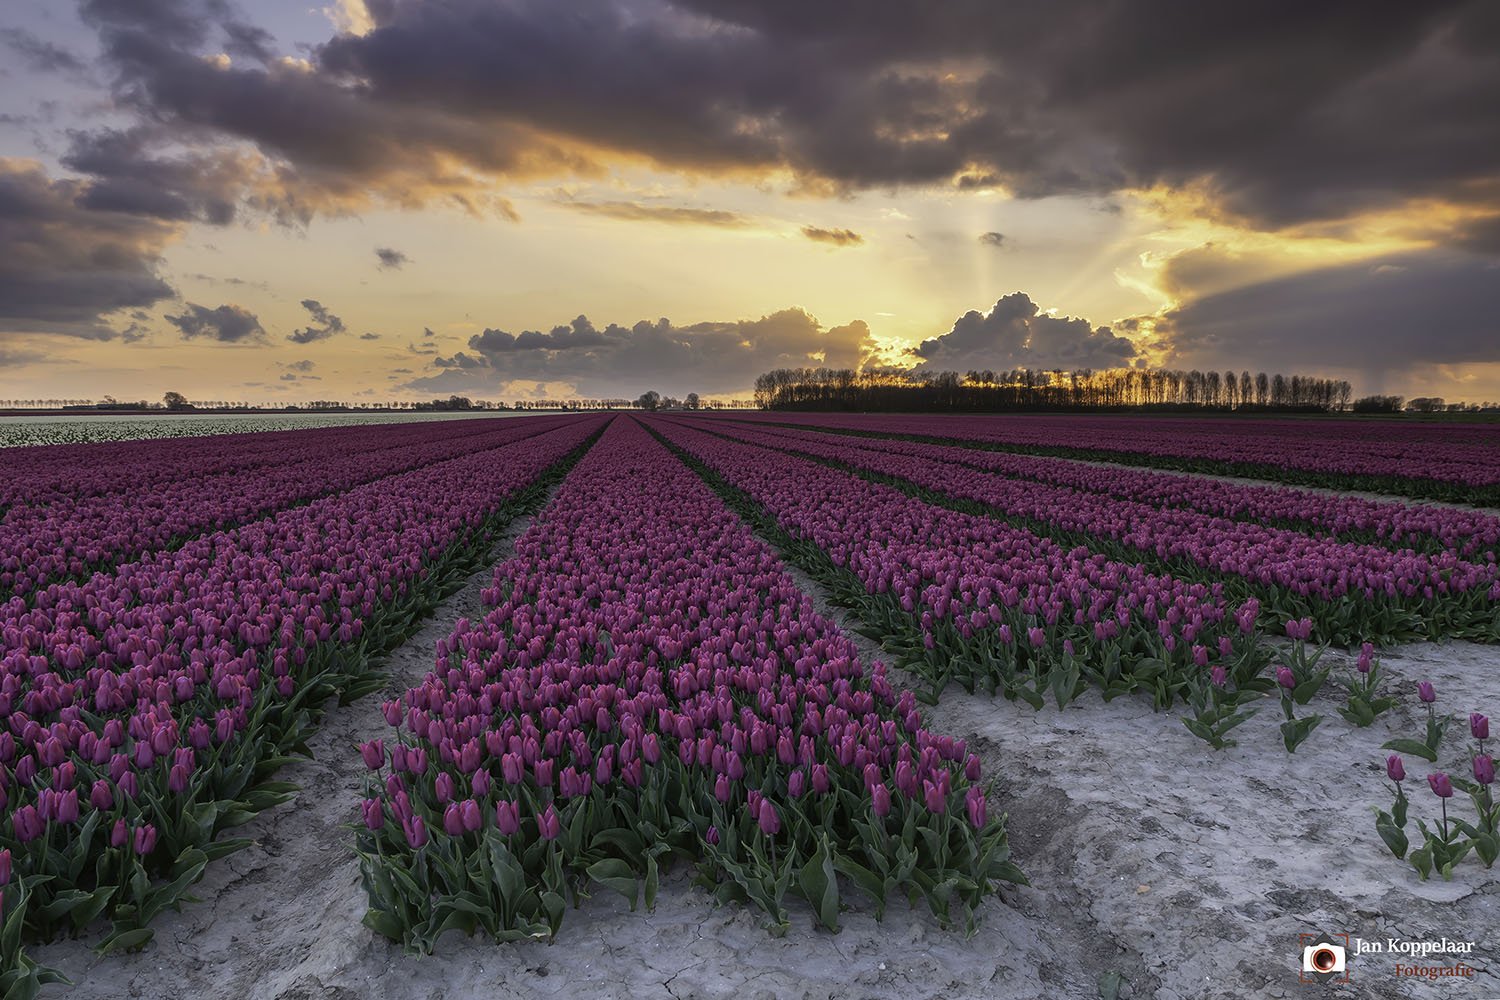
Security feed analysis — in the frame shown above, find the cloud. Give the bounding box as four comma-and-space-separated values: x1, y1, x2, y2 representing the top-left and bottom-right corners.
165, 302, 266, 343
375, 246, 408, 269
360, 331, 381, 340
1154, 250, 1500, 373
914, 292, 1138, 371
287, 298, 346, 344
560, 200, 751, 227
978, 231, 1006, 248
422, 326, 436, 338
0, 159, 177, 340
52, 0, 1496, 242
432, 351, 489, 370
285, 359, 317, 372
1, 28, 87, 76
407, 307, 877, 396
801, 226, 864, 247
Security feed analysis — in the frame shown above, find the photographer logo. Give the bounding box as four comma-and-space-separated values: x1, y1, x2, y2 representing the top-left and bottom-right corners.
1299, 932, 1350, 985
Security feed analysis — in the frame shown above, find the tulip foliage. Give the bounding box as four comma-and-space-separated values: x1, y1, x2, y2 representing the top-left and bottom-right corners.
0, 416, 605, 997
356, 419, 1021, 952
672, 418, 1500, 647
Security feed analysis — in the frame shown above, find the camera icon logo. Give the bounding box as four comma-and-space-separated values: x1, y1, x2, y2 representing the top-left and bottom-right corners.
1299, 932, 1350, 984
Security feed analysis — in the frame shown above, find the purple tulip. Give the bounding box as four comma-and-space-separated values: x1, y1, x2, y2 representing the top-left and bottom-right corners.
472, 768, 492, 797
110, 818, 129, 848
495, 800, 520, 835
537, 805, 561, 841
1475, 755, 1495, 786
871, 783, 891, 818
1427, 773, 1454, 798
1418, 681, 1436, 704
434, 772, 454, 804
923, 780, 947, 815
705, 825, 719, 846
1472, 713, 1490, 741
965, 787, 987, 828
442, 803, 465, 836
0, 849, 9, 886
1209, 665, 1227, 688
756, 798, 780, 837
359, 740, 384, 770
1276, 666, 1296, 690
460, 799, 482, 832
404, 816, 429, 848
57, 789, 80, 824
361, 799, 384, 830
1386, 755, 1406, 782
133, 824, 158, 856
13, 806, 43, 843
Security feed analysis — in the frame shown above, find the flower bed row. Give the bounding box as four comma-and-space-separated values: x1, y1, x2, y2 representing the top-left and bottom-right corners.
0, 416, 606, 996
730, 413, 1500, 505
0, 414, 518, 510
0, 415, 578, 598
713, 418, 1500, 560
356, 418, 1021, 952
675, 420, 1500, 646
644, 419, 1271, 707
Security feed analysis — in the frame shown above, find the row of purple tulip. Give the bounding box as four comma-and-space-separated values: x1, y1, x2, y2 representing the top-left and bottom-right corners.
646, 418, 1269, 702
0, 416, 581, 598
0, 415, 516, 510
732, 413, 1500, 500
0, 415, 605, 972
356, 418, 1020, 949
677, 419, 1500, 645
712, 419, 1500, 559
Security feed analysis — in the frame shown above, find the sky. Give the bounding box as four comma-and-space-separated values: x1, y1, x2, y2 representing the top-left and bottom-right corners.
1, 0, 1498, 405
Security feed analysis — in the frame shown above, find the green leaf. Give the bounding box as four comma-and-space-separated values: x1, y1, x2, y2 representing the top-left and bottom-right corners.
1375, 814, 1409, 859
362, 908, 406, 942
586, 858, 640, 910
797, 836, 840, 933
1381, 738, 1438, 763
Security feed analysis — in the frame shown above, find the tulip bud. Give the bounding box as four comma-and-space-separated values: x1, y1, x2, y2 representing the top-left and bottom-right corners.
705, 825, 719, 846
1472, 713, 1490, 741
923, 780, 947, 814
538, 804, 561, 841
91, 779, 114, 811
472, 768, 491, 797
404, 816, 428, 848
1418, 681, 1436, 704
495, 800, 520, 835
0, 848, 9, 886
1276, 666, 1295, 690
965, 786, 987, 829
435, 773, 454, 804
1386, 755, 1406, 782
110, 818, 129, 848
871, 783, 891, 819
442, 803, 465, 836
361, 799, 384, 830
1475, 755, 1495, 786
1427, 772, 1454, 798
756, 798, 780, 837
133, 824, 158, 856
359, 740, 384, 770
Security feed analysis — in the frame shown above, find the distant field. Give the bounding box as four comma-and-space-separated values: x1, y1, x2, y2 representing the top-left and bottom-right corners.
0, 409, 541, 449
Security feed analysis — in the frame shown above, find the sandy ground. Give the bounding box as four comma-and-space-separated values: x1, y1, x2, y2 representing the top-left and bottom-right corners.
33, 498, 1500, 999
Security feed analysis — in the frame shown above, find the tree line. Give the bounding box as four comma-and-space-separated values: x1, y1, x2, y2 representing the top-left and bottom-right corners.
753, 367, 1365, 412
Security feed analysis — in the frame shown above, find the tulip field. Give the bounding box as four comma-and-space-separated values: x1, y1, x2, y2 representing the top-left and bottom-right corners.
3, 411, 1499, 998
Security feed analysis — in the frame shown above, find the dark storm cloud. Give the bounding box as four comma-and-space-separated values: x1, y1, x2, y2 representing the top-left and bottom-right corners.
913, 293, 1138, 371
375, 246, 408, 269
801, 226, 863, 247
1, 28, 88, 76
978, 232, 1006, 248
64, 0, 1500, 233
1156, 251, 1500, 372
432, 351, 488, 370
409, 308, 875, 396
359, 332, 381, 340
0, 159, 176, 339
165, 302, 265, 342
561, 200, 751, 228
288, 299, 346, 344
